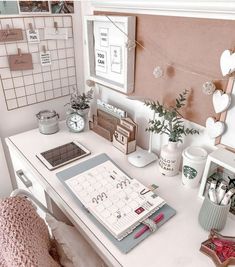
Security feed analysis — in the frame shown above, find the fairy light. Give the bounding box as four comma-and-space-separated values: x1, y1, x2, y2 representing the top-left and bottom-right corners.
202, 81, 216, 95
106, 15, 229, 82
153, 66, 164, 78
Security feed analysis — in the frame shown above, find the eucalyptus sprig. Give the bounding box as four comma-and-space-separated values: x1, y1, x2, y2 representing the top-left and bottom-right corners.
67, 88, 93, 110
145, 89, 199, 143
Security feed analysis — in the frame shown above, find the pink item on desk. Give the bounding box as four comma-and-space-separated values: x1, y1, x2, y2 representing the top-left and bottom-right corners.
0, 196, 59, 267
134, 213, 164, 239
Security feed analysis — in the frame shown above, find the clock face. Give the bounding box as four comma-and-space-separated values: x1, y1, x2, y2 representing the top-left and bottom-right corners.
66, 113, 85, 133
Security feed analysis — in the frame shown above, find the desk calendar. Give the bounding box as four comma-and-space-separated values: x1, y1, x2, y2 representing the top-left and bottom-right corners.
61, 154, 165, 240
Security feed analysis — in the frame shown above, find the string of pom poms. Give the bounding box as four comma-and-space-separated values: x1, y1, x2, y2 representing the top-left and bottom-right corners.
105, 15, 229, 82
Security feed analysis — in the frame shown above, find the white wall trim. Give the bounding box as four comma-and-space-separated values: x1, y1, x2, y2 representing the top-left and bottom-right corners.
91, 1, 235, 20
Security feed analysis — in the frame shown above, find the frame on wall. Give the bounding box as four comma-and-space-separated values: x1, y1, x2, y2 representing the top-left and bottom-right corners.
216, 76, 235, 152
50, 1, 74, 14
84, 15, 136, 94
18, 1, 51, 14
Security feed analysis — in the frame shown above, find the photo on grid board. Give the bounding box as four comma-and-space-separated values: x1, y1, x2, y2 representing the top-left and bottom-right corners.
18, 1, 50, 14
51, 1, 74, 14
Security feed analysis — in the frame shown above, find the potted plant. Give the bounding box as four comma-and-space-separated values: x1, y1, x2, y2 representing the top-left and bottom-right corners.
67, 88, 93, 116
145, 89, 199, 176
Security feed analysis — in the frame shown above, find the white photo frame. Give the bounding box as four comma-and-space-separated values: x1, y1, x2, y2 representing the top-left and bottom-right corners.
84, 15, 136, 94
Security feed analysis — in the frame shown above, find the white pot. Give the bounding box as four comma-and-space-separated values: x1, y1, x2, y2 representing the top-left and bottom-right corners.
182, 146, 208, 188
75, 108, 90, 117
158, 141, 182, 177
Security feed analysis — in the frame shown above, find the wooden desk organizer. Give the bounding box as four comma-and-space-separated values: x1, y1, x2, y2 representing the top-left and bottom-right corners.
112, 117, 137, 154
89, 109, 120, 141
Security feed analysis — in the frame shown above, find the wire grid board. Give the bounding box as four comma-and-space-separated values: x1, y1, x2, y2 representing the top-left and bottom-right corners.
0, 15, 77, 110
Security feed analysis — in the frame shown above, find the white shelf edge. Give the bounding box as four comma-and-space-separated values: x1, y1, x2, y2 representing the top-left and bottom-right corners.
91, 1, 235, 20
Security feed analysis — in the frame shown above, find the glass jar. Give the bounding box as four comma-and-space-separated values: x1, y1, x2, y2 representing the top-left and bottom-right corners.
36, 110, 59, 135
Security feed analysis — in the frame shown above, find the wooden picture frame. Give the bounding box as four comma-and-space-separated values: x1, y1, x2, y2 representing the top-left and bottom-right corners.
216, 77, 235, 152
84, 15, 136, 95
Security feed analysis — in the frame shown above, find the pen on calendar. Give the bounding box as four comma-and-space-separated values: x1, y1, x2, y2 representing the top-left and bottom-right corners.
134, 213, 164, 239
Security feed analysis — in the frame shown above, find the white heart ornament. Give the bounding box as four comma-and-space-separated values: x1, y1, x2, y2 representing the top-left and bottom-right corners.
212, 90, 231, 113
206, 117, 225, 139
220, 50, 235, 76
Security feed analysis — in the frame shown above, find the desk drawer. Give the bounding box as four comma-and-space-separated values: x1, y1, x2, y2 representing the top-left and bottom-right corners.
8, 146, 48, 211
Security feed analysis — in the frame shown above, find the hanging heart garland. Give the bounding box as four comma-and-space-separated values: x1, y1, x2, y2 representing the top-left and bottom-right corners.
205, 117, 225, 139
212, 90, 231, 114
220, 50, 235, 76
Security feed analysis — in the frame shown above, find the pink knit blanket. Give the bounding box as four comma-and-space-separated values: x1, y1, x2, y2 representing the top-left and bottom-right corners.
0, 196, 60, 267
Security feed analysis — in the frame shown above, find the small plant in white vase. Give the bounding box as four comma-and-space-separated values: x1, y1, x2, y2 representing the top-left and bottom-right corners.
145, 89, 199, 176
66, 88, 93, 116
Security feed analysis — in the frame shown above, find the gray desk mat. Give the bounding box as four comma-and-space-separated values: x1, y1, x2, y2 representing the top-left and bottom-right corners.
56, 153, 176, 254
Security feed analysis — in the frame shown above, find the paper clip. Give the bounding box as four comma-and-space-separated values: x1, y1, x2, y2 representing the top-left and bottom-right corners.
17, 48, 22, 57
92, 197, 98, 204
140, 188, 151, 195
42, 45, 46, 53
29, 23, 34, 32
54, 21, 58, 33
101, 192, 107, 200
6, 24, 10, 36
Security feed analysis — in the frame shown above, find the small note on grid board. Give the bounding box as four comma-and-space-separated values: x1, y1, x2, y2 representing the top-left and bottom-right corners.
40, 51, 52, 66
26, 29, 40, 43
0, 29, 23, 42
8, 53, 33, 71
44, 28, 68, 40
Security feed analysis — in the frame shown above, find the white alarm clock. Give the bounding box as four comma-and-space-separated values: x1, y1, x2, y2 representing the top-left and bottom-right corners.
66, 112, 85, 133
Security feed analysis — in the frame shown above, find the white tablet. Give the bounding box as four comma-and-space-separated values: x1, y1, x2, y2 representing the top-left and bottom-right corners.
36, 141, 90, 170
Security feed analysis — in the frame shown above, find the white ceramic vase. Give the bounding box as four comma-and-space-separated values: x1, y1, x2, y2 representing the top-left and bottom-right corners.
75, 108, 90, 117
158, 141, 182, 176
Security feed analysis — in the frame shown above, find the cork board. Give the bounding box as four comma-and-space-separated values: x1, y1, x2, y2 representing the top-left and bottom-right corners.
95, 12, 235, 126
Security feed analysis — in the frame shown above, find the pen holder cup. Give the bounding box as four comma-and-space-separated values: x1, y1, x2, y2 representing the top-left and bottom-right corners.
198, 194, 231, 231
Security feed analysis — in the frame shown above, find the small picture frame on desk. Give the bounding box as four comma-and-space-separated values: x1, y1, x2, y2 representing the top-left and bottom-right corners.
199, 148, 235, 218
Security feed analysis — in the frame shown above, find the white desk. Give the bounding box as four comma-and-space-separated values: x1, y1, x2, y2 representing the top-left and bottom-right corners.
6, 122, 235, 267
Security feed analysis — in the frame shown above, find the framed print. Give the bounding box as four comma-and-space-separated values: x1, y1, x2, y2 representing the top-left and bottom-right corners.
18, 1, 50, 14
84, 15, 136, 94
100, 28, 109, 47
50, 1, 74, 14
95, 50, 107, 73
110, 45, 122, 74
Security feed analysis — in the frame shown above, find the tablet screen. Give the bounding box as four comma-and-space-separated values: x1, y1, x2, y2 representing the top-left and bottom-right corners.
40, 142, 89, 169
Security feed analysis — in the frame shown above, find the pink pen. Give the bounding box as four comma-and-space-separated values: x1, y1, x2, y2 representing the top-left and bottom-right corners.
134, 213, 164, 239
